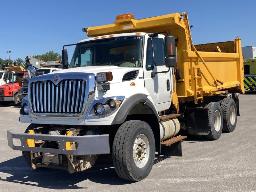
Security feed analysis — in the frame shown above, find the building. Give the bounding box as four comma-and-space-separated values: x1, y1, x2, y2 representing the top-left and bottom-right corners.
243, 46, 256, 60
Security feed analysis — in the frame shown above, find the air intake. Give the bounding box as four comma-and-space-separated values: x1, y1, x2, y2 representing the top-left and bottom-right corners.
122, 70, 139, 82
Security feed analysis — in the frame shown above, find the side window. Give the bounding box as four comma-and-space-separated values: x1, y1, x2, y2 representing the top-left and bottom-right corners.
152, 38, 165, 66
4, 72, 10, 83
80, 47, 93, 67
3, 73, 8, 82
146, 37, 165, 70
11, 73, 17, 83
70, 46, 79, 67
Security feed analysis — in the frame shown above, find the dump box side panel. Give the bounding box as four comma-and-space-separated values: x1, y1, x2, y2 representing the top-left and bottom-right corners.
194, 41, 235, 53
85, 12, 244, 102
177, 39, 244, 102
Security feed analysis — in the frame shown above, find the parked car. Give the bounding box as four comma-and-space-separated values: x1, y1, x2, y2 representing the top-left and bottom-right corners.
35, 67, 60, 76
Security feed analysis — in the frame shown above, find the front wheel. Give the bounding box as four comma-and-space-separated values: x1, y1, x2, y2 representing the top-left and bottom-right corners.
112, 120, 155, 182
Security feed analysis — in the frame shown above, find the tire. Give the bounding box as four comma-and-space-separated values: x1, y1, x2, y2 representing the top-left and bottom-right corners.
112, 120, 155, 182
205, 102, 223, 140
14, 93, 21, 105
221, 98, 237, 133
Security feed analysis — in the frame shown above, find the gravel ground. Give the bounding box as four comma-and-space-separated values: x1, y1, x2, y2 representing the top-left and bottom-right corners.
0, 94, 255, 192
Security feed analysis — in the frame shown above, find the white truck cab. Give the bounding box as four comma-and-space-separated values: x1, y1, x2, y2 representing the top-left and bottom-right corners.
0, 71, 6, 86
10, 32, 178, 181
20, 33, 175, 126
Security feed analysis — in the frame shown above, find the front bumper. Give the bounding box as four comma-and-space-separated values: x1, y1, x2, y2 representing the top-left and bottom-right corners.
19, 111, 118, 125
0, 96, 14, 102
7, 131, 110, 155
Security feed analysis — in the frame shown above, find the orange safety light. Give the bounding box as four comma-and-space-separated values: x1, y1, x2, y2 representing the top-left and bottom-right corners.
115, 13, 135, 24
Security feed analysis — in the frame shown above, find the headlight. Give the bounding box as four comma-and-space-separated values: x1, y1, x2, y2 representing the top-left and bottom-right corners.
88, 96, 124, 118
108, 99, 116, 108
94, 103, 105, 115
23, 105, 30, 114
20, 104, 30, 115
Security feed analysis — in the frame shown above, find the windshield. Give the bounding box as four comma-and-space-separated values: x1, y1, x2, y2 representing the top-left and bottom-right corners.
3, 72, 23, 83
67, 36, 143, 68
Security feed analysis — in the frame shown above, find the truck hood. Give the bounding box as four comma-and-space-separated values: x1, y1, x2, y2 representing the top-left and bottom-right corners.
53, 66, 140, 83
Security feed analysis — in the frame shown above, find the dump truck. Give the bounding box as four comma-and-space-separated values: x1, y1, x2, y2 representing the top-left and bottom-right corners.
244, 59, 256, 92
7, 12, 244, 182
0, 66, 26, 104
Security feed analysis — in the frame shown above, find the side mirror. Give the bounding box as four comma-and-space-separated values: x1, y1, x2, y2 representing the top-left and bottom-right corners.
165, 36, 177, 68
62, 48, 68, 69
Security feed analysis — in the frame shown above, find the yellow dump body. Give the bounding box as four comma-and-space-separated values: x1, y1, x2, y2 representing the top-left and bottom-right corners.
85, 13, 244, 103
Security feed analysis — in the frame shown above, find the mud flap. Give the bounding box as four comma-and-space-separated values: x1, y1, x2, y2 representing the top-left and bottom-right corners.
161, 141, 183, 157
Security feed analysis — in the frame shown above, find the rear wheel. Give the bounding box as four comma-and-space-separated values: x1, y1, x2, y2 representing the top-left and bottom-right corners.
112, 120, 155, 182
206, 102, 223, 140
221, 98, 237, 133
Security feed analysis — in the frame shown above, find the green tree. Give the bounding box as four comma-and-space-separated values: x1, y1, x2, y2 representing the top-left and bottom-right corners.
34, 51, 61, 62
15, 58, 24, 65
0, 58, 4, 69
14, 58, 26, 68
1, 59, 13, 69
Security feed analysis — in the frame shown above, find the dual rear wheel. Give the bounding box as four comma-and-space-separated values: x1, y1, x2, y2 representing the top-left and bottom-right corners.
221, 98, 238, 133
111, 98, 238, 181
206, 98, 237, 140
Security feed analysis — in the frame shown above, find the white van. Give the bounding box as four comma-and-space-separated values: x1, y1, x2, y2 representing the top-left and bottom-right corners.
35, 68, 60, 76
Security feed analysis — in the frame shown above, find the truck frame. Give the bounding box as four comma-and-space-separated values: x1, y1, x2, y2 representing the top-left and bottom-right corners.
8, 12, 244, 181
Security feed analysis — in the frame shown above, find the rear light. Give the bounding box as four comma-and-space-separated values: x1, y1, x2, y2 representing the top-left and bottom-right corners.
0, 88, 3, 95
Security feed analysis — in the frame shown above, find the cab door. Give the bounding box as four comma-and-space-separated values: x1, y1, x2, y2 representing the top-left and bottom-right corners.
144, 35, 172, 112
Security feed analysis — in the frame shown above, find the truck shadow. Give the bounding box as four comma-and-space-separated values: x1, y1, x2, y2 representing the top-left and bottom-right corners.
0, 143, 193, 189
244, 92, 256, 95
0, 156, 129, 189
0, 103, 20, 108
185, 135, 211, 143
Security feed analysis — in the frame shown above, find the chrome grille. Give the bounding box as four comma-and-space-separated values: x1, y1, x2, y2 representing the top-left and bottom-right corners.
30, 79, 86, 114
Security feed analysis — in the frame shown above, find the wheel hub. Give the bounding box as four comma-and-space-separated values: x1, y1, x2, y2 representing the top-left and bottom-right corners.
229, 105, 236, 125
133, 134, 150, 168
214, 110, 221, 132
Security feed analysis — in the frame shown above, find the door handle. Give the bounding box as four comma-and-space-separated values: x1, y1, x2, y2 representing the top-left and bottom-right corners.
167, 79, 170, 91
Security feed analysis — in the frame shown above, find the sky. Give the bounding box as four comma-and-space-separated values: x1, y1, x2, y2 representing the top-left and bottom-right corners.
0, 0, 255, 59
